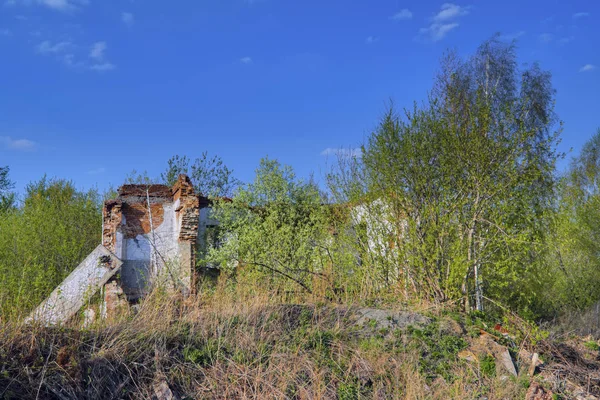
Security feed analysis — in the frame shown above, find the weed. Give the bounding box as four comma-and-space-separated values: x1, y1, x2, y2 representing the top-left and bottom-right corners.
480, 354, 496, 377
584, 340, 599, 351
337, 381, 360, 400
406, 321, 469, 382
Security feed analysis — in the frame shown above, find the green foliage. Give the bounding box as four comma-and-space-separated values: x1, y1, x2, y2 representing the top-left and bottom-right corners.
161, 153, 239, 197
0, 176, 101, 319
584, 341, 599, 351
337, 381, 361, 400
327, 37, 561, 314
183, 340, 222, 367
206, 157, 329, 294
406, 322, 468, 381
124, 169, 153, 184
541, 129, 600, 316
480, 354, 496, 377
0, 165, 16, 213
304, 329, 335, 353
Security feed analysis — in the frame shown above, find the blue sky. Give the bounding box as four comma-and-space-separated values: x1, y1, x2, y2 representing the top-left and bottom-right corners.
0, 0, 598, 195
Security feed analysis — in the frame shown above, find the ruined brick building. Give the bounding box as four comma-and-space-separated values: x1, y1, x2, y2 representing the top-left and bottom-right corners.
29, 175, 218, 325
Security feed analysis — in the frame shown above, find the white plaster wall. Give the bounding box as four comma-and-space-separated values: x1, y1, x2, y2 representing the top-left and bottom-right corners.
351, 200, 407, 280
120, 202, 180, 299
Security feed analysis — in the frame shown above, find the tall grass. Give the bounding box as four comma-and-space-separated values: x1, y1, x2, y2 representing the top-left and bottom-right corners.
0, 283, 529, 400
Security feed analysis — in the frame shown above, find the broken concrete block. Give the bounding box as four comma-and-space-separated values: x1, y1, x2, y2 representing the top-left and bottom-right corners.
528, 352, 540, 376
519, 349, 543, 376
498, 346, 518, 377
26, 245, 122, 326
468, 332, 517, 376
153, 380, 177, 400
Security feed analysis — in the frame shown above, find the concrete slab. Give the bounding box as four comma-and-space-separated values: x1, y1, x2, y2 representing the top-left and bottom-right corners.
27, 245, 122, 326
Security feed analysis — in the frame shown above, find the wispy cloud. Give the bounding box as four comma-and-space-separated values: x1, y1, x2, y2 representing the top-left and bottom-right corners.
390, 9, 412, 21
37, 40, 116, 72
321, 148, 362, 158
0, 29, 11, 36
240, 56, 252, 64
7, 0, 88, 12
432, 3, 468, 22
89, 41, 106, 60
573, 12, 590, 19
87, 167, 106, 175
121, 12, 134, 27
558, 36, 574, 45
0, 136, 37, 151
89, 41, 116, 72
36, 40, 71, 54
538, 33, 553, 43
62, 53, 80, 67
90, 62, 115, 71
420, 22, 459, 42
365, 36, 379, 44
579, 64, 596, 72
419, 3, 469, 42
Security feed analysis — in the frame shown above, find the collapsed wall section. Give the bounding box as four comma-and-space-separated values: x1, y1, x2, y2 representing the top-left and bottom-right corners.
27, 245, 123, 326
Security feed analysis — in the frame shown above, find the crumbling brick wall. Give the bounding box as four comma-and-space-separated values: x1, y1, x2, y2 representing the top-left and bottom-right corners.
102, 200, 122, 253
101, 175, 204, 318
173, 175, 201, 293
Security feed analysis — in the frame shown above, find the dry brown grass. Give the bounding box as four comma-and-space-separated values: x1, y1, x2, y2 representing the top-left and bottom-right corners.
0, 285, 532, 399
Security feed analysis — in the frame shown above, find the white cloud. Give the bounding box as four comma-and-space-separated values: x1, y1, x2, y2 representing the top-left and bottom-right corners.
7, 0, 88, 12
0, 136, 37, 151
420, 22, 459, 42
390, 9, 412, 21
0, 29, 11, 36
433, 3, 469, 22
419, 3, 468, 42
365, 36, 379, 44
321, 148, 362, 158
63, 53, 78, 67
89, 41, 106, 61
579, 64, 596, 72
36, 40, 71, 54
573, 12, 590, 19
240, 56, 252, 64
538, 33, 553, 43
36, 39, 115, 72
122, 12, 134, 27
88, 42, 116, 71
90, 62, 115, 72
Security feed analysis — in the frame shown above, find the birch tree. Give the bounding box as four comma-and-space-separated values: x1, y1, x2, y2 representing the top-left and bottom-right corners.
360, 37, 561, 312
